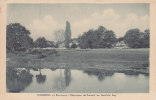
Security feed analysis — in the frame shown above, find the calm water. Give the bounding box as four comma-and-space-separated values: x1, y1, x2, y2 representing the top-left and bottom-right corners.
6, 67, 149, 93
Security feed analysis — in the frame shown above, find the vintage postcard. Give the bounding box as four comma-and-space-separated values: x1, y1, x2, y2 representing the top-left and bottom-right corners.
0, 0, 156, 100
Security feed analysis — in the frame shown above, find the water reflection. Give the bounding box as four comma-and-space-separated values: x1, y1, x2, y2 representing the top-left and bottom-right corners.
83, 69, 114, 81
36, 69, 46, 84
51, 67, 57, 71
83, 68, 148, 81
6, 67, 33, 93
64, 68, 71, 86
6, 67, 149, 93
53, 67, 71, 91
118, 70, 148, 76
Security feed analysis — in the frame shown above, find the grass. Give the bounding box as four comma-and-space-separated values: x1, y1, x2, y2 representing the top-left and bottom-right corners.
7, 48, 149, 75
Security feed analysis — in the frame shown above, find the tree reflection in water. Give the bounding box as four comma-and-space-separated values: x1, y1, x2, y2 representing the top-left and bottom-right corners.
36, 69, 46, 84
51, 67, 57, 71
64, 68, 71, 87
6, 67, 33, 93
53, 67, 71, 91
83, 69, 115, 81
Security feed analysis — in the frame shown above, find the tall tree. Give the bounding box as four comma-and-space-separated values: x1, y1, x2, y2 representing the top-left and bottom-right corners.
64, 21, 71, 48
7, 23, 33, 51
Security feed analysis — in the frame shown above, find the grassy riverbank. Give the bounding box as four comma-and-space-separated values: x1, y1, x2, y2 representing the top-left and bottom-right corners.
7, 48, 149, 75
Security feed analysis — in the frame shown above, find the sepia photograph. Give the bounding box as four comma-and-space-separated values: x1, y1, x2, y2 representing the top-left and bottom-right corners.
6, 3, 150, 93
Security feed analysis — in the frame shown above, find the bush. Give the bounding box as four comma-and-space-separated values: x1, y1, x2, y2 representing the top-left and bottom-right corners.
38, 54, 47, 59
28, 49, 41, 55
47, 50, 57, 55
71, 44, 77, 49
37, 49, 57, 59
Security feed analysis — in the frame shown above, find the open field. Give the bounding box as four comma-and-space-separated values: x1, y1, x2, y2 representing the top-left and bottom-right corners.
7, 48, 149, 75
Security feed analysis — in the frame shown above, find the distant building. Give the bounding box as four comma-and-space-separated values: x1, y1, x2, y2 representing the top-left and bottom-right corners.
59, 43, 65, 48
69, 39, 80, 49
46, 41, 56, 47
71, 39, 79, 45
56, 41, 66, 49
114, 41, 128, 49
56, 39, 80, 49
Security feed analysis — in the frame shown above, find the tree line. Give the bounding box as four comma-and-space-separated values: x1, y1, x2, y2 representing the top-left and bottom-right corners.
6, 21, 71, 51
78, 26, 150, 49
6, 22, 150, 51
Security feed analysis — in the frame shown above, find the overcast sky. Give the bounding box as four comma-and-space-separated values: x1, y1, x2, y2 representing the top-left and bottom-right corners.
7, 3, 149, 41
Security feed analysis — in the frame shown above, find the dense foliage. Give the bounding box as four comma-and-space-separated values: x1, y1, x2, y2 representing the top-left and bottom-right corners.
34, 37, 49, 48
124, 29, 150, 48
7, 23, 33, 51
78, 26, 117, 49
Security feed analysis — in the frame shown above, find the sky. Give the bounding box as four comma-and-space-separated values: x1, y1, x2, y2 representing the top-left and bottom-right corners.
7, 3, 149, 41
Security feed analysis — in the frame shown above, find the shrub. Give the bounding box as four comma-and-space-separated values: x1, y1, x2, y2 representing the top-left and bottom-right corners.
47, 50, 57, 55
38, 54, 47, 59
71, 44, 77, 49
28, 49, 41, 55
